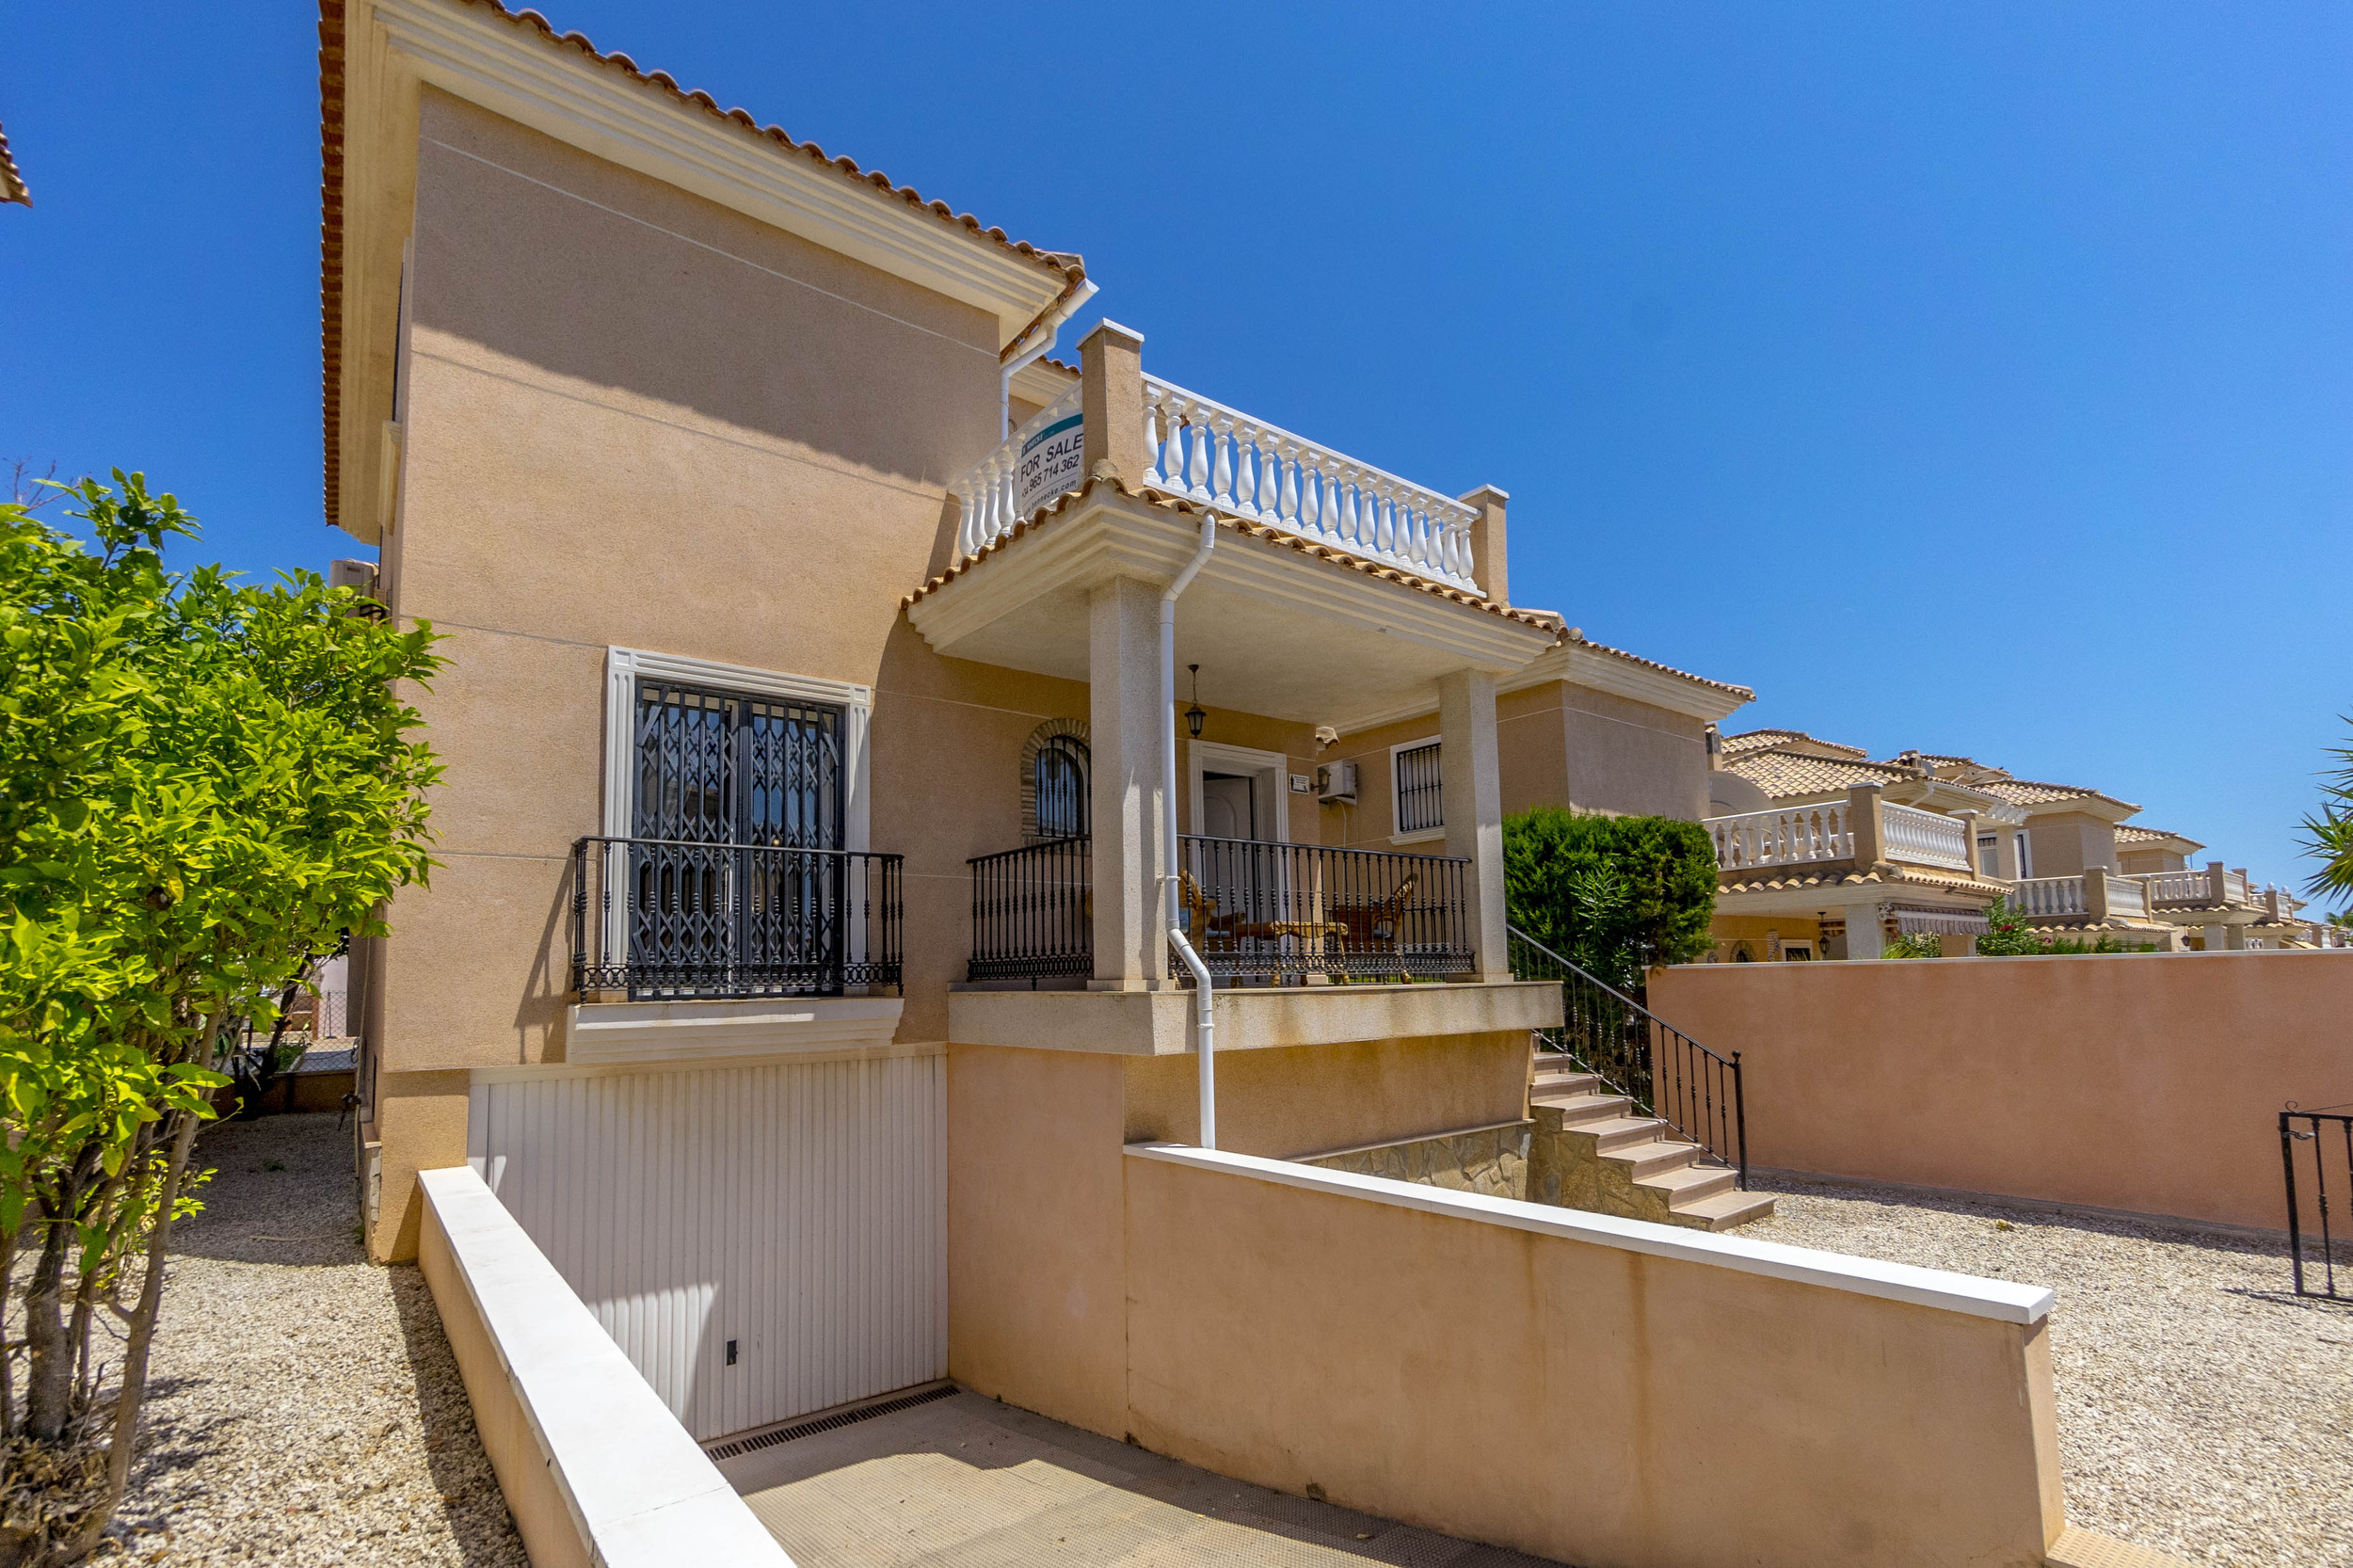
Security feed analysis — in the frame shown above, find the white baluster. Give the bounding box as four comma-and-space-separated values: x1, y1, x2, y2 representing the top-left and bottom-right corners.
1301, 461, 1324, 536
1143, 394, 1166, 488
1371, 482, 1397, 557
1209, 413, 1237, 507
1338, 470, 1361, 548
1276, 441, 1301, 528
1184, 408, 1211, 501
1232, 422, 1260, 518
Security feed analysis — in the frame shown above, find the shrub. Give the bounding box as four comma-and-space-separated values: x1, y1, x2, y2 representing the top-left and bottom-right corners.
1502, 808, 1717, 989
1883, 931, 1943, 959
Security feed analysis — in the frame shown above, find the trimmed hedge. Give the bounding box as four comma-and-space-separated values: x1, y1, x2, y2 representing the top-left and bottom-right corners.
1502, 807, 1718, 987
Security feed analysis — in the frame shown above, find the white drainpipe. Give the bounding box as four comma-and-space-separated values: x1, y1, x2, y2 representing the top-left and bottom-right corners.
1000, 279, 1099, 438
1161, 514, 1218, 1148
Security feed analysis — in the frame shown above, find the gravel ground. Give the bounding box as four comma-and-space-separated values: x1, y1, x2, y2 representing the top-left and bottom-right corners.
1751, 1175, 2353, 1568
99, 1113, 526, 1566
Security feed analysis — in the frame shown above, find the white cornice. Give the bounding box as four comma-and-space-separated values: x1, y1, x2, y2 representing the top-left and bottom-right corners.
1500, 642, 1752, 723
371, 0, 1069, 348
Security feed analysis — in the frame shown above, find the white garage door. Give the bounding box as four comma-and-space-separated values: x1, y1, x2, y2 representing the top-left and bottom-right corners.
469, 1050, 945, 1442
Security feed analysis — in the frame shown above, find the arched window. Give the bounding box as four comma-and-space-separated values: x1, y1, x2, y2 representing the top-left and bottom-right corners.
1034, 735, 1090, 839
1019, 718, 1090, 842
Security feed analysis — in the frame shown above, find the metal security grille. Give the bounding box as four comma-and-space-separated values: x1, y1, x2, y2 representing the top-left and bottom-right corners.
620, 681, 856, 999
634, 681, 841, 849
1033, 735, 1089, 840
1394, 741, 1443, 835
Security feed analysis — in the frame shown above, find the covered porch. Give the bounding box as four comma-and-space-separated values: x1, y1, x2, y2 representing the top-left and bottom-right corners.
904, 319, 1560, 1004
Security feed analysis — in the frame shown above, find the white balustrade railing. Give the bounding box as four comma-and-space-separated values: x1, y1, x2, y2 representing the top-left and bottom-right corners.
2146, 870, 2212, 905
2105, 874, 2148, 920
1140, 376, 1481, 592
952, 381, 1082, 559
1880, 803, 1973, 871
1706, 804, 1851, 871
2016, 876, 2087, 919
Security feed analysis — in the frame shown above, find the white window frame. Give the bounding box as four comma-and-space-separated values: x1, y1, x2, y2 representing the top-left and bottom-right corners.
2013, 830, 2033, 880
602, 647, 872, 847
600, 648, 875, 976
1388, 735, 1444, 845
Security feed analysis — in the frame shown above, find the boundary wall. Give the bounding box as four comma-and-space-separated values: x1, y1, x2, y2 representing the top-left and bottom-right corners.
1649, 950, 2353, 1230
1113, 1145, 2064, 1568
416, 1166, 793, 1567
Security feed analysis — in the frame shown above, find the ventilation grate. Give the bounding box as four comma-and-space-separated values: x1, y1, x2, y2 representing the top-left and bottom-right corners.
702, 1382, 959, 1462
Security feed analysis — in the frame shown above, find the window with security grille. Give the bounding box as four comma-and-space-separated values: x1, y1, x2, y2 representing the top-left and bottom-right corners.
1394, 741, 1443, 835
1033, 735, 1089, 840
628, 680, 846, 997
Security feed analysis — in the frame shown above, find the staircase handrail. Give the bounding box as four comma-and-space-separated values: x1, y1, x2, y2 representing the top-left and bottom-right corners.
1504, 926, 1737, 1067
1507, 924, 1748, 1187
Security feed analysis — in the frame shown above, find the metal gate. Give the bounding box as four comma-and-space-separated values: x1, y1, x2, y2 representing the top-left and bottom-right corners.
2281, 1104, 2353, 1301
469, 1051, 946, 1441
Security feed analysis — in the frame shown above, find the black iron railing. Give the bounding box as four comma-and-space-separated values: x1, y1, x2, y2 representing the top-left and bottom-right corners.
1508, 925, 1746, 1186
569, 836, 902, 1000
968, 836, 1092, 983
1172, 836, 1472, 984
2283, 1105, 2353, 1300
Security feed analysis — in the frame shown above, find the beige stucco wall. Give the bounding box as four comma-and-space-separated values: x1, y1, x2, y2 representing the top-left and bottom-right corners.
946, 1031, 1531, 1433
1370, 678, 1713, 840
359, 94, 1096, 1252
1124, 1156, 2061, 1568
2024, 810, 2119, 878
1649, 951, 2353, 1229
419, 1192, 593, 1568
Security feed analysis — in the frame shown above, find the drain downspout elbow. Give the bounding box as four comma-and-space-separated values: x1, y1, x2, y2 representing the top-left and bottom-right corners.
1161, 514, 1218, 1147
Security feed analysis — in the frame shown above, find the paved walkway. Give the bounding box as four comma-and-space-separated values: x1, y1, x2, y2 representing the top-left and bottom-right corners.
717, 1388, 1564, 1568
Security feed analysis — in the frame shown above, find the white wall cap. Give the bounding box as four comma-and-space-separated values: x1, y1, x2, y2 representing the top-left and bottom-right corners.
417, 1166, 795, 1564
1124, 1143, 2055, 1325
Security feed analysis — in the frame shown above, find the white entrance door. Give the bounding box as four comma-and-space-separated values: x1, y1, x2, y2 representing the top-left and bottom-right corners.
469, 1050, 945, 1442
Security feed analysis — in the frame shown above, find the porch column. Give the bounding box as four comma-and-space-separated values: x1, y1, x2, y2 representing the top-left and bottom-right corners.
1090, 576, 1170, 990
1848, 901, 1887, 960
1438, 668, 1510, 984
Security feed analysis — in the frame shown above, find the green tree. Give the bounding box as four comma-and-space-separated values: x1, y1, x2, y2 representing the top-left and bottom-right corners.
2297, 718, 2353, 904
1502, 808, 1718, 988
0, 473, 442, 1562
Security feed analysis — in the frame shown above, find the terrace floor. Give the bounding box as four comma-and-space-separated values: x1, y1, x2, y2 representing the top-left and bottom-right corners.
1748, 1172, 2353, 1568
716, 1388, 1565, 1568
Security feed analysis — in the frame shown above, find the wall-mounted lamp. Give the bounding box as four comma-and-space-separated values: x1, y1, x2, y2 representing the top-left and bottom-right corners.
1185, 664, 1207, 741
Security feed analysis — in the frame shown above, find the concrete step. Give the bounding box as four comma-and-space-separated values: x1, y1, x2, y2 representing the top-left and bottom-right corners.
1579, 1115, 1674, 1155
1621, 1139, 1705, 1182
1670, 1187, 1778, 1231
1531, 1069, 1604, 1097
1531, 1091, 1631, 1128
1641, 1160, 1738, 1206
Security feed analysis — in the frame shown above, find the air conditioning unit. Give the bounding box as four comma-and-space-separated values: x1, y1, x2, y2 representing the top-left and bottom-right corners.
1316, 760, 1357, 805
328, 558, 377, 595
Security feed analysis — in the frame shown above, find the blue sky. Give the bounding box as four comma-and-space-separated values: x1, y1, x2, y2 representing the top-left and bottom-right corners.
2, 4, 2346, 900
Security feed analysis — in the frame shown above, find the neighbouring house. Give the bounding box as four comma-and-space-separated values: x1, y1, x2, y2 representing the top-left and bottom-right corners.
1695, 730, 2017, 960
1700, 732, 2318, 956
318, 6, 2124, 1565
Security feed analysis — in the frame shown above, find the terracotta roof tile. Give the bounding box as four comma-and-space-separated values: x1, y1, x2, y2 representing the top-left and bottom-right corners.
1552, 632, 1754, 700
1714, 864, 2007, 899
2116, 824, 2201, 848
1975, 777, 2138, 811
898, 478, 1560, 634
1720, 728, 1870, 760
0, 122, 27, 207
318, 0, 1082, 530
1722, 751, 1908, 798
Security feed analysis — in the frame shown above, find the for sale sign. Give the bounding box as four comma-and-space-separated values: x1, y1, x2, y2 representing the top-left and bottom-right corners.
1016, 410, 1084, 519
